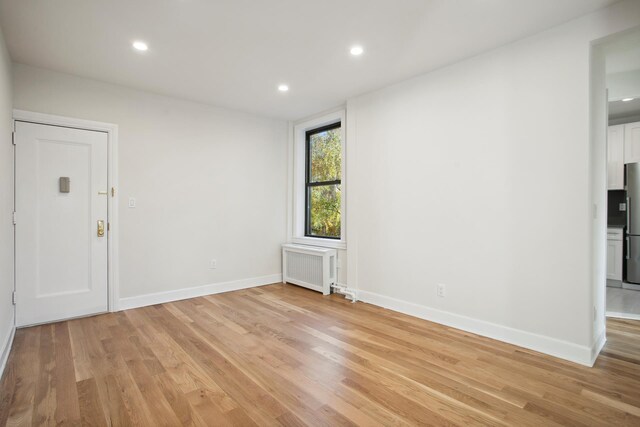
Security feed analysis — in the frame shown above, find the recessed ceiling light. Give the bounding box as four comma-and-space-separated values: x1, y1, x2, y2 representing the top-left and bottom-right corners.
350, 45, 364, 56
622, 98, 635, 102
132, 41, 148, 52
278, 84, 289, 92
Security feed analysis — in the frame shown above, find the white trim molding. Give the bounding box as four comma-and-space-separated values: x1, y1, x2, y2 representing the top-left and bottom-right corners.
606, 311, 640, 320
291, 236, 346, 250
288, 109, 346, 250
12, 109, 120, 312
590, 330, 607, 366
358, 290, 604, 367
119, 274, 283, 311
0, 326, 16, 382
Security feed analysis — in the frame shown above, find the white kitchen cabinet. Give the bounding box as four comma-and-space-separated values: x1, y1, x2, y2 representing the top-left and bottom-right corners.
607, 228, 623, 282
608, 124, 625, 189
624, 121, 640, 164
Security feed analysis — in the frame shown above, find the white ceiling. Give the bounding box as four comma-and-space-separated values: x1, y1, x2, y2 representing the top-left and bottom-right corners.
0, 0, 619, 120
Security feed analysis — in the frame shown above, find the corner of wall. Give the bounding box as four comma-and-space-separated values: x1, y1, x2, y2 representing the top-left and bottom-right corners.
0, 20, 16, 382
589, 38, 610, 353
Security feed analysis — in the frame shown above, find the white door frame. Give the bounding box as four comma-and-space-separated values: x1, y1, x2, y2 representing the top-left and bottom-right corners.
13, 109, 120, 313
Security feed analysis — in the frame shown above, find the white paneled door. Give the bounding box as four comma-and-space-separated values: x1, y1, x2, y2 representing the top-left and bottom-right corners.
15, 121, 108, 326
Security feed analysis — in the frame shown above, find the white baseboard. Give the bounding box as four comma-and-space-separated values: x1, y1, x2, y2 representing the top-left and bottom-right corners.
590, 329, 607, 366
606, 311, 640, 320
0, 325, 16, 381
119, 274, 282, 311
358, 290, 600, 367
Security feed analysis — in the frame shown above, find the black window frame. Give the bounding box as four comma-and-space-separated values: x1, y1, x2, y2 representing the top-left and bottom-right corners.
305, 121, 342, 240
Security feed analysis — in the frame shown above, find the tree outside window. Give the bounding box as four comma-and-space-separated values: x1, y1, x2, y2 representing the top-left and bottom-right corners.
305, 123, 341, 239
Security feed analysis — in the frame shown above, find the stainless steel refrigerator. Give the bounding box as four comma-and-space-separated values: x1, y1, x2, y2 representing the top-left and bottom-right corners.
627, 163, 640, 283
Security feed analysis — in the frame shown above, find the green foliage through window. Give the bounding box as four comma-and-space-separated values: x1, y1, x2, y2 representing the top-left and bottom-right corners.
306, 124, 341, 239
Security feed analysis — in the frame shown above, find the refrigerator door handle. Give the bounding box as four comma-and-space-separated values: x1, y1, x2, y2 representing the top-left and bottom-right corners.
627, 196, 631, 231
628, 236, 631, 260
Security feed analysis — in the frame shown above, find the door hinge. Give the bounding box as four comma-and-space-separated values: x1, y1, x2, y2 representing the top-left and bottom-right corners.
12, 211, 16, 225
12, 291, 16, 305
11, 131, 15, 145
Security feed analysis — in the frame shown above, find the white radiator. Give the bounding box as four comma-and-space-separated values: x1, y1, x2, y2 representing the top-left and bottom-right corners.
282, 244, 337, 295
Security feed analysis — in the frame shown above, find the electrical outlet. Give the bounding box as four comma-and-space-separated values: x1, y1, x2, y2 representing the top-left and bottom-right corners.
437, 283, 446, 298
209, 259, 217, 269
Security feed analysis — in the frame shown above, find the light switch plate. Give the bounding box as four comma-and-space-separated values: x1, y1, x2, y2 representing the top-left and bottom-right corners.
128, 197, 136, 208
620, 203, 627, 211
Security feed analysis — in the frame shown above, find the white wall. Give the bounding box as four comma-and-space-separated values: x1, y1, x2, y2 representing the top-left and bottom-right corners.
607, 70, 640, 101
12, 64, 288, 302
346, 0, 640, 364
0, 24, 14, 369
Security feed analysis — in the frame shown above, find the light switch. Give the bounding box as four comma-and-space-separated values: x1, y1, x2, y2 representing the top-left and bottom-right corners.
620, 203, 627, 211
128, 197, 136, 208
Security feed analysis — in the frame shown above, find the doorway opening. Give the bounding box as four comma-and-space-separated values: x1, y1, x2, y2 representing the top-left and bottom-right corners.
599, 29, 640, 320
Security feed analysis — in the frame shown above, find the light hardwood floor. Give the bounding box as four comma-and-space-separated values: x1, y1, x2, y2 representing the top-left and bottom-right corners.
1, 283, 640, 426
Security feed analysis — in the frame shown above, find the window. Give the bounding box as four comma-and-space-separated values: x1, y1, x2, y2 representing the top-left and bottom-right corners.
291, 110, 345, 248
305, 122, 342, 239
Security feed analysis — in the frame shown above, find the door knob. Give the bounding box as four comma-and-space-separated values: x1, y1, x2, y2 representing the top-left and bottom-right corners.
97, 220, 105, 237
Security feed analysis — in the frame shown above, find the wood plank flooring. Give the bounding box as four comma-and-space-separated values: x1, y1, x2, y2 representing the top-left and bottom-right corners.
1, 283, 640, 426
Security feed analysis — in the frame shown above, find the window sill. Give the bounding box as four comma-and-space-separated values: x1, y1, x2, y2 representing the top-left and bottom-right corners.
291, 236, 346, 250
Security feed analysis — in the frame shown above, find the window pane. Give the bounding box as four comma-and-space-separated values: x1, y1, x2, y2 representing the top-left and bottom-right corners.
309, 127, 341, 183
308, 184, 341, 238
